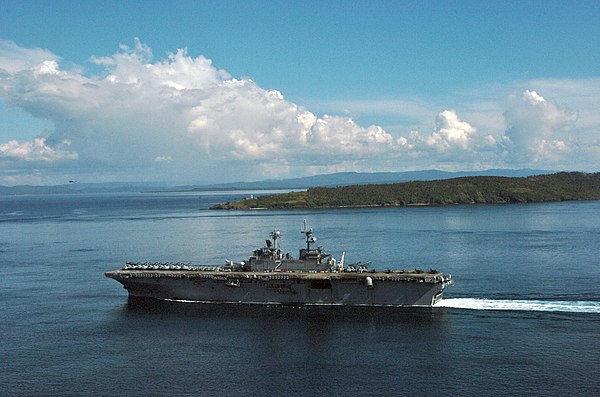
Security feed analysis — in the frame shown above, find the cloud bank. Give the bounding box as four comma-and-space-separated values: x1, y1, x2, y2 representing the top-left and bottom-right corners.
0, 38, 597, 184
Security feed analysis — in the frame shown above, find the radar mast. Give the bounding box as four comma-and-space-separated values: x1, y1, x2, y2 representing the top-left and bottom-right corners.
301, 220, 317, 250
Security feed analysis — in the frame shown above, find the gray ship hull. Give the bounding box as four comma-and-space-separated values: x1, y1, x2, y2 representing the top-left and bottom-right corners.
105, 270, 452, 307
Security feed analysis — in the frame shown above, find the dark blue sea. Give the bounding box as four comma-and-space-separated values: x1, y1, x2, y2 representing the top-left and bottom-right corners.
1, 192, 599, 396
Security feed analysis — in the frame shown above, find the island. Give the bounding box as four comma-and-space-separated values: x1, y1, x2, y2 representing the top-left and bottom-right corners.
211, 172, 600, 209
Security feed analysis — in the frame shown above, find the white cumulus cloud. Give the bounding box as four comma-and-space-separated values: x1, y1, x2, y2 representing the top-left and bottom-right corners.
393, 110, 497, 162
0, 39, 402, 181
426, 110, 477, 151
0, 138, 77, 162
503, 90, 577, 163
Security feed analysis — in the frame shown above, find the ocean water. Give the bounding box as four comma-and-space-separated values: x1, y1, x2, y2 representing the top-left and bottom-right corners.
1, 192, 599, 396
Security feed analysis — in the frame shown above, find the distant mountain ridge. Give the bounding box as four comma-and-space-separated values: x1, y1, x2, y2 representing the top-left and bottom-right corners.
0, 169, 555, 195
193, 169, 555, 190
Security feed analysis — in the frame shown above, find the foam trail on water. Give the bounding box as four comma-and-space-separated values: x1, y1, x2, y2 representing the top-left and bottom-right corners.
436, 298, 600, 314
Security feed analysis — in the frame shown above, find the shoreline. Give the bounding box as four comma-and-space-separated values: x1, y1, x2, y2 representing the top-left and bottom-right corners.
210, 172, 600, 210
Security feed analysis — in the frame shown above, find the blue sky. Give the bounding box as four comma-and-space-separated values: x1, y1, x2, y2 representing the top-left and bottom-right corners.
1, 0, 599, 185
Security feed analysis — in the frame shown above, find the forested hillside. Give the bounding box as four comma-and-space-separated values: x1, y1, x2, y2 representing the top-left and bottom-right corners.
211, 172, 600, 209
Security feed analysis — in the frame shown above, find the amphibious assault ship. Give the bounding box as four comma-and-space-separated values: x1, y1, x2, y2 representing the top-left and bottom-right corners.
105, 222, 453, 307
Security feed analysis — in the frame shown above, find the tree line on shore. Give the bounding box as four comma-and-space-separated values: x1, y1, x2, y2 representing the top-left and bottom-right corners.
211, 172, 600, 209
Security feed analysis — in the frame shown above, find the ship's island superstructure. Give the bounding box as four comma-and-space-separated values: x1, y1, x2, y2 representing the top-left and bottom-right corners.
106, 222, 453, 307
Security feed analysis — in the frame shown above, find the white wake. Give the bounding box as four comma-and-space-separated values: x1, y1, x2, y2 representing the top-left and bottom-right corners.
436, 298, 600, 314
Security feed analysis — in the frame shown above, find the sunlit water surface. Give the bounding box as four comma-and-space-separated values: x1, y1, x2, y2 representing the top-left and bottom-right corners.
1, 193, 599, 396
